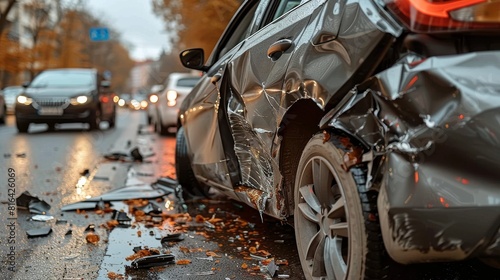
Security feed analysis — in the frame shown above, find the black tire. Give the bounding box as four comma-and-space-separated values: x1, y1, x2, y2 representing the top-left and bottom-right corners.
0, 105, 6, 124
175, 126, 210, 199
108, 108, 116, 128
88, 108, 101, 130
294, 133, 388, 280
16, 118, 29, 133
157, 117, 168, 136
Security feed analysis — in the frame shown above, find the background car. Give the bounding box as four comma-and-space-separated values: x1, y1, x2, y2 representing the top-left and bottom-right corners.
117, 93, 132, 108
2, 85, 23, 114
0, 91, 6, 124
15, 68, 116, 132
176, 0, 500, 279
152, 72, 200, 136
146, 84, 163, 124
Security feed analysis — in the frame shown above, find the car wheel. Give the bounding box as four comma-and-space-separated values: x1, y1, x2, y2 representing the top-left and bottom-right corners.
108, 108, 116, 128
294, 133, 387, 280
175, 126, 211, 199
89, 108, 101, 130
16, 118, 29, 133
157, 117, 168, 136
0, 105, 6, 124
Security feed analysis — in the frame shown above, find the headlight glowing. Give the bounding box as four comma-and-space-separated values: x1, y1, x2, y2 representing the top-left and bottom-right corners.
118, 99, 125, 106
149, 94, 159, 103
70, 95, 90, 105
17, 95, 32, 105
140, 100, 148, 109
113, 95, 120, 103
76, 96, 88, 104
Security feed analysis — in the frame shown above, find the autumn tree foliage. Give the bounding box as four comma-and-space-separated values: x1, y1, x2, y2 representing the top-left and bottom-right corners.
152, 0, 241, 57
0, 0, 135, 92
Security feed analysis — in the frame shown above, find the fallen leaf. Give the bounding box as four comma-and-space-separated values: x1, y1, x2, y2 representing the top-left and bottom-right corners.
241, 263, 248, 269
86, 233, 100, 244
176, 259, 191, 265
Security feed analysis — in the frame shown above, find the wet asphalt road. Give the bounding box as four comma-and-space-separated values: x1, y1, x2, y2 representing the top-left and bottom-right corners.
0, 109, 499, 280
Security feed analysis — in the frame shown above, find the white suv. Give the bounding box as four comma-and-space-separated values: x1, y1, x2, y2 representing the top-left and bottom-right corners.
153, 72, 200, 135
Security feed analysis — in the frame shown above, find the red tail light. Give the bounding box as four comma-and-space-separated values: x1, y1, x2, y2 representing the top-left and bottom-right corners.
385, 0, 500, 32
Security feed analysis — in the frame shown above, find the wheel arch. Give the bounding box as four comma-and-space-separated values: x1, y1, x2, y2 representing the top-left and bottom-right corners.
277, 98, 324, 217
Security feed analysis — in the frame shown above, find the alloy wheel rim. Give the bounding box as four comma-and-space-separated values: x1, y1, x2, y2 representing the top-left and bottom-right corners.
296, 155, 349, 280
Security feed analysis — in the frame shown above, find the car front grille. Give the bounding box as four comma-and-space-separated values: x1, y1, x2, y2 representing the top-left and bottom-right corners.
33, 97, 69, 107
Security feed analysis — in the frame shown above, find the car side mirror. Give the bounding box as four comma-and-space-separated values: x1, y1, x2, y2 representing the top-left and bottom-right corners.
180, 48, 207, 71
100, 80, 111, 88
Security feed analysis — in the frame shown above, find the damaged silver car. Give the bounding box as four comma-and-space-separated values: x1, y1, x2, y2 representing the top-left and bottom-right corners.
176, 0, 500, 278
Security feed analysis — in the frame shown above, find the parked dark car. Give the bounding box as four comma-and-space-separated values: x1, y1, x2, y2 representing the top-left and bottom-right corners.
15, 68, 116, 132
176, 0, 500, 279
0, 90, 6, 124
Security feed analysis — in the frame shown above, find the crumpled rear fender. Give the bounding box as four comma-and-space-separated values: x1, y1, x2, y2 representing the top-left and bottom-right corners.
321, 51, 500, 263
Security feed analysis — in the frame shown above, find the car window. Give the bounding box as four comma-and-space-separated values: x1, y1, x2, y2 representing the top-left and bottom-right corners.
218, 2, 260, 59
272, 0, 302, 21
176, 77, 201, 88
30, 71, 95, 88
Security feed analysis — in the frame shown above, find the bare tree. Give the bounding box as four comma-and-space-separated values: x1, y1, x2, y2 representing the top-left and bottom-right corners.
0, 0, 17, 39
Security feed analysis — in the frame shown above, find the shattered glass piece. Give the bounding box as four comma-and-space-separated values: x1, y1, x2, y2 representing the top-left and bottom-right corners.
30, 215, 54, 222
266, 259, 277, 277
278, 275, 290, 278
204, 221, 215, 229
85, 224, 96, 232
187, 271, 215, 276
197, 256, 214, 261
16, 191, 37, 208
26, 227, 52, 238
160, 233, 185, 243
114, 211, 131, 225
28, 200, 51, 215
133, 246, 143, 253
141, 202, 162, 215
130, 254, 175, 269
56, 219, 68, 224
16, 191, 51, 214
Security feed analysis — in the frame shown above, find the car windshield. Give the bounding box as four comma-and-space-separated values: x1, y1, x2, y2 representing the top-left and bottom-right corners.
176, 77, 200, 88
30, 71, 95, 88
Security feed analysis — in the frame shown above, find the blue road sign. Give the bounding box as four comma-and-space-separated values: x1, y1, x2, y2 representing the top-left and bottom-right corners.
89, 27, 109, 42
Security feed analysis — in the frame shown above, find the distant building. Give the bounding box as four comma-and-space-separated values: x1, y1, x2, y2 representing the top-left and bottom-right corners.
128, 60, 154, 96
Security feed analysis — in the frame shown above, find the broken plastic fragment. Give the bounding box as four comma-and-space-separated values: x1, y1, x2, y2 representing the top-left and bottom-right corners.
130, 147, 143, 162
130, 254, 175, 269
113, 211, 132, 225
26, 227, 52, 238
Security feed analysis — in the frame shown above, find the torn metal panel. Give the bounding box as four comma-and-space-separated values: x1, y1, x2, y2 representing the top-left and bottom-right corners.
323, 51, 500, 263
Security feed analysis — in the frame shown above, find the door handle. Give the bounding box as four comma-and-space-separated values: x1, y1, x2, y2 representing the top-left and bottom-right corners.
267, 39, 293, 61
211, 72, 222, 84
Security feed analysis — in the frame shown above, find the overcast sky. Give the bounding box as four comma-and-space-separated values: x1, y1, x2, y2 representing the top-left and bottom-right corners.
85, 0, 170, 61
